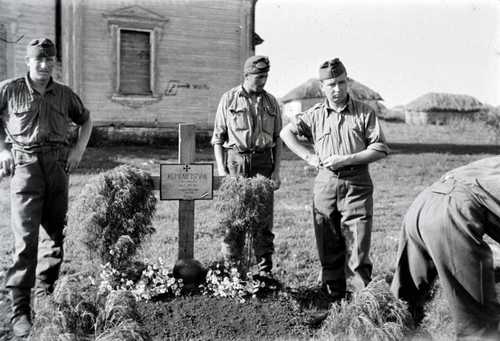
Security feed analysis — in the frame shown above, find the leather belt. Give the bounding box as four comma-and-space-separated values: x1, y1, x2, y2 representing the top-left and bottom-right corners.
234, 148, 271, 155
327, 165, 367, 175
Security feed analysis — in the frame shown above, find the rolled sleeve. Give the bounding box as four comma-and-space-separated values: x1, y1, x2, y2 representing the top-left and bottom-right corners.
211, 94, 228, 145
293, 110, 313, 141
68, 90, 90, 125
365, 111, 390, 154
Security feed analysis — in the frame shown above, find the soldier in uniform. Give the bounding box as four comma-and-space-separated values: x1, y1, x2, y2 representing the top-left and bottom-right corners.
211, 55, 282, 279
280, 58, 389, 300
0, 38, 92, 337
391, 156, 500, 339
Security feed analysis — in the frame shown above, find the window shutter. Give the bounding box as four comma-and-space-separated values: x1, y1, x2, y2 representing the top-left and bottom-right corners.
119, 30, 151, 95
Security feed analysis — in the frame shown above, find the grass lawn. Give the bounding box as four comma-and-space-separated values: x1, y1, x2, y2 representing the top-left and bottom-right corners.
0, 120, 498, 340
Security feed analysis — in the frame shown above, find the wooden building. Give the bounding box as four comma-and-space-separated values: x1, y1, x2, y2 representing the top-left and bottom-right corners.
280, 78, 385, 122
405, 92, 484, 125
0, 0, 260, 139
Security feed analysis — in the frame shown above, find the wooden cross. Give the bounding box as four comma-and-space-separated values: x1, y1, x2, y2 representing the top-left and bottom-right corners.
153, 123, 223, 260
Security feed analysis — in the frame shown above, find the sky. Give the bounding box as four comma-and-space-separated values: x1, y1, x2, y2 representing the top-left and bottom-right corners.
255, 0, 500, 108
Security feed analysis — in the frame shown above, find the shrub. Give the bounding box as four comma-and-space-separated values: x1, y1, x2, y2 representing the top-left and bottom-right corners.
215, 175, 274, 272
319, 278, 412, 340
31, 273, 99, 340
95, 290, 151, 341
66, 165, 157, 272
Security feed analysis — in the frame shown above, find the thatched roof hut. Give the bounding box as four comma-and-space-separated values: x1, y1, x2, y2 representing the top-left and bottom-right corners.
281, 78, 383, 103
406, 92, 483, 112
405, 92, 484, 125
280, 78, 385, 121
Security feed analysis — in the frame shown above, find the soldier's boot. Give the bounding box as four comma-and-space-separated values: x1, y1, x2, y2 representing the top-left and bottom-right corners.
10, 287, 32, 337
254, 254, 281, 289
321, 280, 350, 303
256, 253, 273, 276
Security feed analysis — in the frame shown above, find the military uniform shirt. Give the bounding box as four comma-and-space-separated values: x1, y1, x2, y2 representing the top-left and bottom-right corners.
440, 156, 500, 240
292, 96, 389, 161
0, 75, 90, 149
211, 85, 281, 152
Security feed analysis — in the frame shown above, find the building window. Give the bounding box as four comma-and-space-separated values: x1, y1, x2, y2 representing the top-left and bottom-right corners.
104, 6, 168, 106
119, 29, 152, 95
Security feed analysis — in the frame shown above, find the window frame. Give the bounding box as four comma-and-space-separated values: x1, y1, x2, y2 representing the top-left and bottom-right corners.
104, 6, 168, 106
117, 27, 154, 96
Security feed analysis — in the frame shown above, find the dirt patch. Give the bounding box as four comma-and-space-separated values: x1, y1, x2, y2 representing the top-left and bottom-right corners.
138, 292, 315, 341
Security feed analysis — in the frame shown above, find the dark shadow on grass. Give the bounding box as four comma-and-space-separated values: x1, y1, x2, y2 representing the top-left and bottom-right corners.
286, 286, 333, 311
388, 143, 499, 155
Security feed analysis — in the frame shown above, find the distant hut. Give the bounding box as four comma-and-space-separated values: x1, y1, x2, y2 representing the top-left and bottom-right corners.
405, 92, 484, 125
280, 78, 385, 121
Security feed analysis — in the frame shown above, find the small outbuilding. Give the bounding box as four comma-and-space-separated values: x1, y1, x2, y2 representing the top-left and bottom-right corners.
280, 78, 385, 121
405, 92, 484, 125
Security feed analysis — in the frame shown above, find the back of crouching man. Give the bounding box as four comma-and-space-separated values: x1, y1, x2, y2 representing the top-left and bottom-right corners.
211, 55, 282, 282
0, 38, 92, 337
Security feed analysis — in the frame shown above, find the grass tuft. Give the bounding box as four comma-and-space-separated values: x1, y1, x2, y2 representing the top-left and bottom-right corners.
319, 278, 413, 340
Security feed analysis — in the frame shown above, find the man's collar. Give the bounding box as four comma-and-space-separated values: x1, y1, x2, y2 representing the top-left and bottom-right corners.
237, 85, 266, 98
324, 94, 352, 115
25, 73, 55, 95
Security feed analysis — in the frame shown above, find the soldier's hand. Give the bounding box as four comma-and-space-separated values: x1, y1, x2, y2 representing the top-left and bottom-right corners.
322, 154, 347, 170
0, 149, 14, 177
217, 166, 228, 176
66, 146, 84, 173
305, 153, 321, 168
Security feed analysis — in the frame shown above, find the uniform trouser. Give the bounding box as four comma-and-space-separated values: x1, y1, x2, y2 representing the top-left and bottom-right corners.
313, 167, 373, 293
391, 179, 500, 339
222, 148, 275, 272
5, 147, 69, 318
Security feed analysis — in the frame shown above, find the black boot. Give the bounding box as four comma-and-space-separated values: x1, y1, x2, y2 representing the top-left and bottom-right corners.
10, 287, 32, 337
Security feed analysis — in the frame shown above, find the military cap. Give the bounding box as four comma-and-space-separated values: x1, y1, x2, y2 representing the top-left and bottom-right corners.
244, 55, 270, 74
26, 38, 56, 58
318, 58, 347, 80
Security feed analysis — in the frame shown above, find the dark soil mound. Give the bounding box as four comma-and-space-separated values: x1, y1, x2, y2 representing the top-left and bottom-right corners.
137, 293, 315, 340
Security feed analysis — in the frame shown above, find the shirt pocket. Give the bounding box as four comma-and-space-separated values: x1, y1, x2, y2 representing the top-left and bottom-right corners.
229, 107, 249, 131
47, 103, 69, 137
9, 103, 36, 136
314, 129, 332, 155
261, 107, 276, 135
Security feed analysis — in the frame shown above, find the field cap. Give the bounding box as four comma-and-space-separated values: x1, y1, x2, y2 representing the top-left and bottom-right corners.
244, 55, 270, 74
319, 58, 346, 80
26, 38, 56, 58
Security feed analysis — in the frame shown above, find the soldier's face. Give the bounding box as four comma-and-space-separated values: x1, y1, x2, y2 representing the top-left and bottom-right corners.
26, 56, 55, 82
245, 72, 268, 93
321, 72, 348, 105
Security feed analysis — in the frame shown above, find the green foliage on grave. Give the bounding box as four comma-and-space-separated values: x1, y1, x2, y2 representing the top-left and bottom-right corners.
214, 175, 274, 272
66, 165, 157, 272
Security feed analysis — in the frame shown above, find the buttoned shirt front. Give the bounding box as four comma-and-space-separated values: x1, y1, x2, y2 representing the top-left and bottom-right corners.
211, 85, 282, 152
292, 96, 389, 162
0, 74, 89, 149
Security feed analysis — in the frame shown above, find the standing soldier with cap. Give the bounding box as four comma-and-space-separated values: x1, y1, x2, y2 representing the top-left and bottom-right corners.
0, 38, 92, 337
391, 156, 500, 339
211, 55, 282, 280
280, 58, 389, 301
